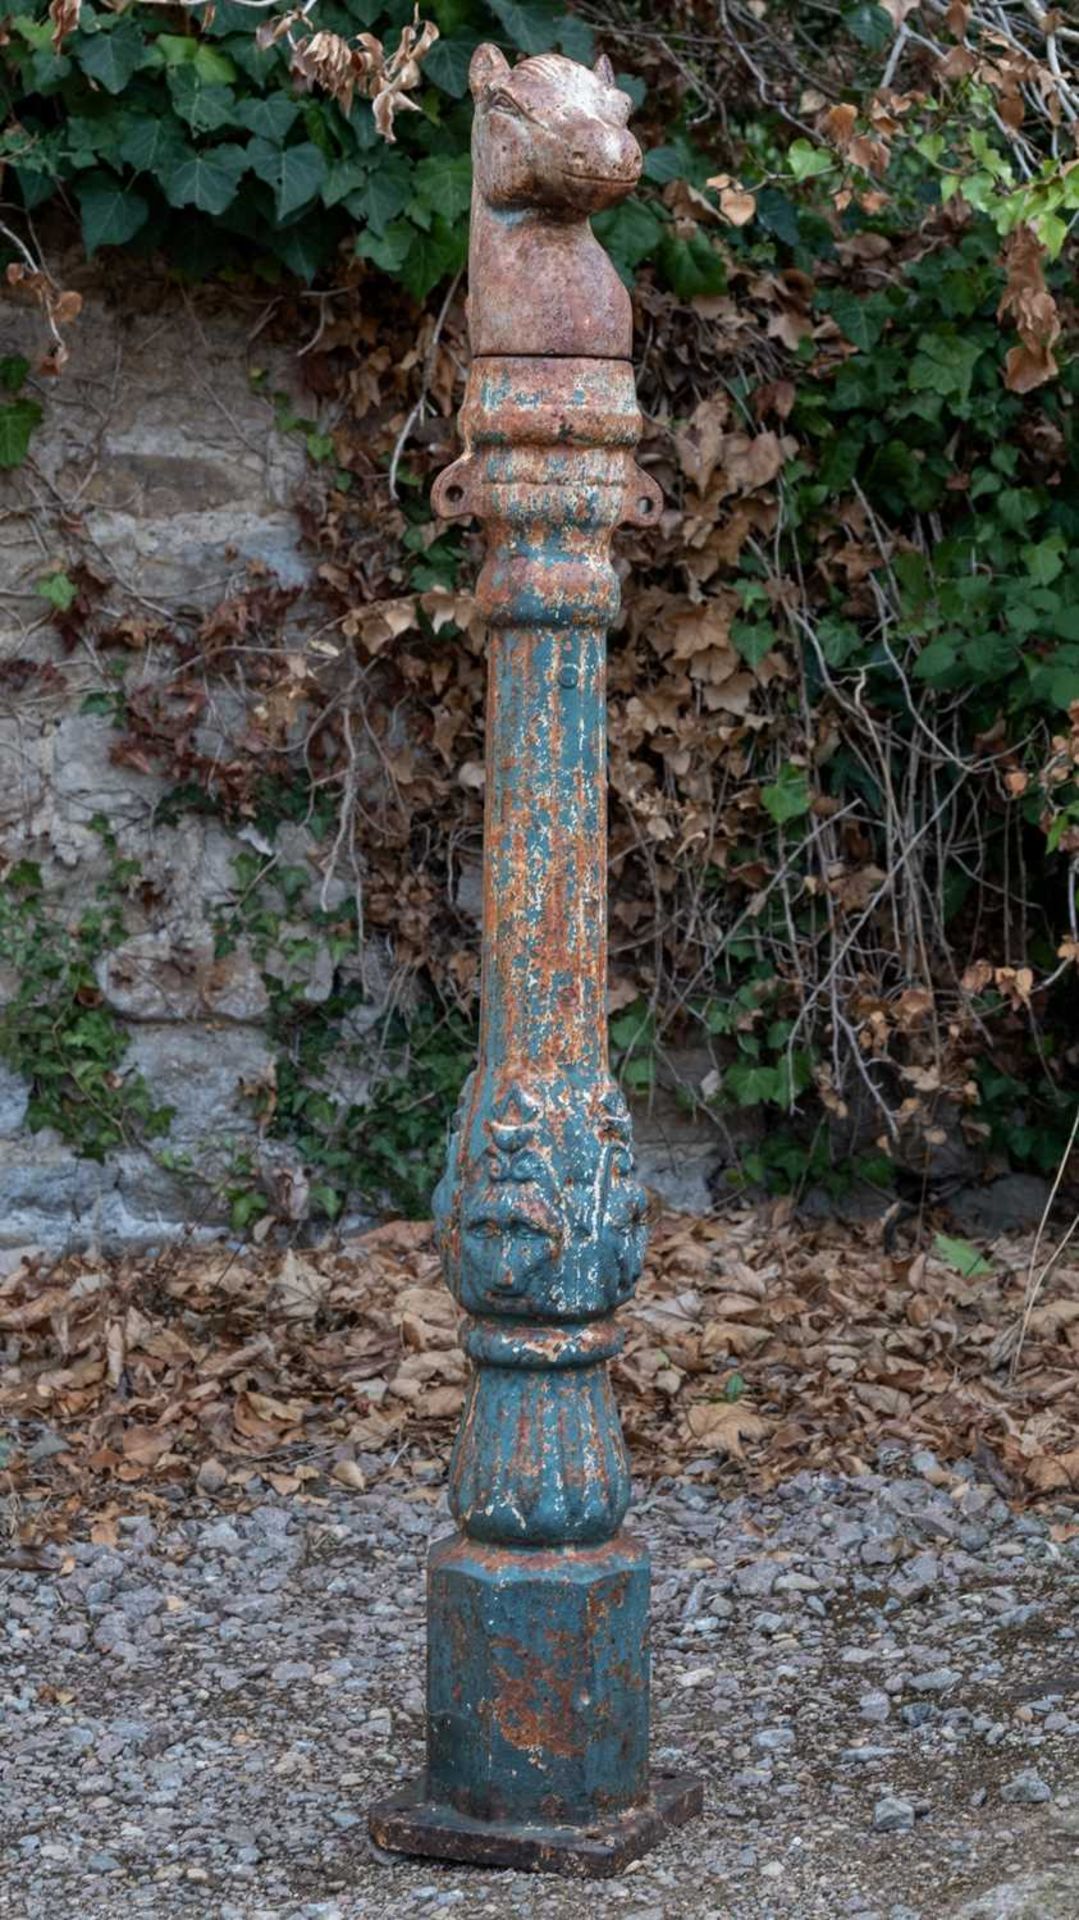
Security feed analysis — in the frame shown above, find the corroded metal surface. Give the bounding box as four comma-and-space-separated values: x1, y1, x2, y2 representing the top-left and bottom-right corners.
426, 1533, 650, 1822
465, 46, 641, 360
370, 1773, 704, 1878
369, 44, 701, 1875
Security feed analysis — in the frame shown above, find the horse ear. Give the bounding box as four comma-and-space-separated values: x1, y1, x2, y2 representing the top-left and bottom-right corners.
593, 53, 616, 84
470, 43, 511, 97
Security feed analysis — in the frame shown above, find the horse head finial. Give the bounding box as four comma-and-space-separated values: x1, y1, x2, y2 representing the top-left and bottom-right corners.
468, 45, 639, 216
465, 46, 641, 358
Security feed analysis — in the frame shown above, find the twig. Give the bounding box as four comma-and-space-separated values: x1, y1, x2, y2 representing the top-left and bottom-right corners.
387, 270, 462, 502
1009, 1102, 1079, 1381
881, 19, 911, 89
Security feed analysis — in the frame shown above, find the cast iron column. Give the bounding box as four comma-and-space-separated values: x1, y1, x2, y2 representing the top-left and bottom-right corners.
369, 43, 702, 1877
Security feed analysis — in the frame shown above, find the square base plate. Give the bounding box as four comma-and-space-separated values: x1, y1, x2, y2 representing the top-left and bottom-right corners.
369, 1772, 703, 1878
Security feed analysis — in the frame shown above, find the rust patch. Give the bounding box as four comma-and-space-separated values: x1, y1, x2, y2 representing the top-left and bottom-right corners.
379, 44, 702, 1866
490, 1634, 584, 1760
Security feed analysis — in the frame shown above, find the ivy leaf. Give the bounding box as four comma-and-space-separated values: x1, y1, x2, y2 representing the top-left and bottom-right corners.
224, 30, 279, 87
155, 32, 201, 65
230, 1190, 269, 1232
0, 397, 43, 469
154, 35, 235, 83
826, 288, 885, 352
484, 0, 592, 58
486, 0, 566, 54
1035, 211, 1068, 261
74, 19, 148, 94
310, 1182, 342, 1219
65, 107, 128, 165
787, 140, 833, 184
192, 43, 236, 84
248, 137, 327, 221
965, 631, 1018, 677
36, 570, 77, 611
817, 617, 863, 667
399, 216, 467, 301
732, 620, 776, 669
933, 1233, 993, 1279
843, 2, 893, 50
1023, 536, 1066, 587
610, 1004, 652, 1055
13, 159, 60, 213
274, 222, 336, 281
423, 31, 482, 97
1049, 665, 1079, 709
117, 114, 189, 175
912, 635, 963, 685
10, 16, 53, 51
657, 228, 726, 299
725, 1062, 780, 1106
322, 157, 368, 209
80, 690, 120, 717
234, 94, 301, 141
555, 13, 594, 59
755, 187, 800, 246
344, 154, 412, 233
0, 357, 29, 394
908, 332, 984, 404
762, 765, 811, 825
77, 174, 150, 253
355, 220, 413, 275
413, 153, 472, 223
167, 67, 237, 133
621, 1055, 653, 1092
642, 145, 686, 184
594, 199, 664, 278
162, 144, 249, 216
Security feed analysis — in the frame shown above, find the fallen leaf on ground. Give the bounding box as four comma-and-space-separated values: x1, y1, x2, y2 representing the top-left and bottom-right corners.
0, 1206, 1075, 1544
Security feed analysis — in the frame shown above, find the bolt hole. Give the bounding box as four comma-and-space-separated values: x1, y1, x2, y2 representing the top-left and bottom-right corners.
638, 495, 653, 516
444, 482, 464, 505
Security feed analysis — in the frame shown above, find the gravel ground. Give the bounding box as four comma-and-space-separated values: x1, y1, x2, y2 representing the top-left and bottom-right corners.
1, 1452, 1078, 1920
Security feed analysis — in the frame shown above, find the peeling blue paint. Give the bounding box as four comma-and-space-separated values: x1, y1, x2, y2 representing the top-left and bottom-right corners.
421, 358, 659, 1830
370, 51, 699, 1876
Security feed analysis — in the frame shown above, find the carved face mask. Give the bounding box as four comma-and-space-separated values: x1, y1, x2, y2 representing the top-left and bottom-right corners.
460, 1181, 564, 1306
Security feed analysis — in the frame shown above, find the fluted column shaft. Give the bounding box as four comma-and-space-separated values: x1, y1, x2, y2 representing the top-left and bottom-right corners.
369, 56, 701, 1877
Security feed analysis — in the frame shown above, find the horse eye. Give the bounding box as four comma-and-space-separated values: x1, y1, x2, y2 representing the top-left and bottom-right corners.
490, 89, 522, 116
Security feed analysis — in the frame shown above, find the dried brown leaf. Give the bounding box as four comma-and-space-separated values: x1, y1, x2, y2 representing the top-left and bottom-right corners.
685, 1399, 771, 1458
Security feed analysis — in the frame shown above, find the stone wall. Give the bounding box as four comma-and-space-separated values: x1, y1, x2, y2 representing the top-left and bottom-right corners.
2, 266, 318, 1248
0, 265, 731, 1249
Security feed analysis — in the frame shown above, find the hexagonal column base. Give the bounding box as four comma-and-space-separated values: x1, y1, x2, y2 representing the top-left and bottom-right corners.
368, 1770, 703, 1878
431, 1530, 651, 1824
369, 1531, 701, 1874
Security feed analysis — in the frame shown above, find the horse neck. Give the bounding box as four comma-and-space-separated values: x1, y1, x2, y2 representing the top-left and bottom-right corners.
470, 180, 586, 268
467, 165, 629, 359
